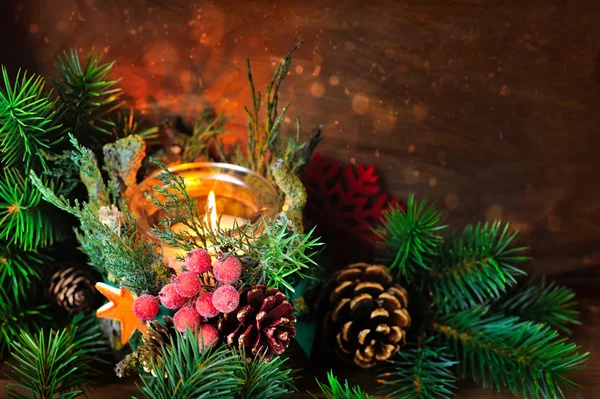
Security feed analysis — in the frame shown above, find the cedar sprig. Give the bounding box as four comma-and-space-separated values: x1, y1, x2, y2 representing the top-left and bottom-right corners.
375, 194, 446, 281
6, 314, 108, 399
136, 328, 242, 399
377, 337, 456, 399
0, 66, 62, 171
493, 278, 580, 334
312, 371, 375, 399
433, 307, 588, 398
429, 221, 528, 311
53, 48, 124, 152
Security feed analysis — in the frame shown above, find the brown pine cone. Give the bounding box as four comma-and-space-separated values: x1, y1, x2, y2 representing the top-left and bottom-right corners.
218, 285, 296, 361
324, 263, 411, 368
47, 264, 98, 312
138, 316, 178, 374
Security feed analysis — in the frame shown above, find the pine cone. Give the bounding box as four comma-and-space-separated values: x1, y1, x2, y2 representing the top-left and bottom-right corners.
138, 316, 178, 374
47, 265, 98, 312
324, 263, 411, 368
218, 286, 296, 361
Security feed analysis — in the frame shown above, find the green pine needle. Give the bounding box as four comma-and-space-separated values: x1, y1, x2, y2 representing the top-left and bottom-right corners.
235, 350, 296, 399
312, 371, 374, 399
494, 278, 580, 334
0, 288, 47, 358
54, 48, 124, 152
0, 169, 65, 250
428, 221, 528, 311
433, 307, 588, 398
0, 66, 62, 170
375, 194, 446, 281
0, 246, 48, 299
6, 314, 107, 399
378, 337, 457, 399
136, 329, 242, 399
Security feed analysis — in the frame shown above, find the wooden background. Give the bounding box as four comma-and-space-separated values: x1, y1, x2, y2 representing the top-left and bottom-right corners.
3, 0, 600, 275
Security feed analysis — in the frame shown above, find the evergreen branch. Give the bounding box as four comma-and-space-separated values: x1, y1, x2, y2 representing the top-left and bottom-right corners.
433, 307, 588, 398
0, 288, 47, 358
5, 314, 107, 399
235, 349, 296, 399
0, 66, 62, 171
0, 245, 48, 299
312, 371, 375, 399
493, 278, 580, 334
53, 48, 124, 152
377, 337, 456, 399
182, 109, 229, 162
429, 221, 528, 311
375, 195, 446, 281
112, 107, 160, 142
136, 328, 242, 399
0, 169, 66, 250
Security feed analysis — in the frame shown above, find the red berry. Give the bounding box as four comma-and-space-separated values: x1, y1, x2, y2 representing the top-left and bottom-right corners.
213, 255, 243, 284
132, 294, 159, 322
185, 248, 212, 274
212, 285, 240, 313
195, 293, 220, 318
175, 271, 201, 298
159, 283, 186, 309
173, 307, 201, 332
198, 324, 219, 351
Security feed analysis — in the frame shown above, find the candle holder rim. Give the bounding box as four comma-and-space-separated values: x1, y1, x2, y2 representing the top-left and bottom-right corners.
146, 161, 273, 184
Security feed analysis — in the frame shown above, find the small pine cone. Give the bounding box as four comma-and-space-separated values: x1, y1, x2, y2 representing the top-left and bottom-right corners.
47, 265, 98, 312
324, 263, 411, 368
218, 286, 296, 361
138, 316, 178, 374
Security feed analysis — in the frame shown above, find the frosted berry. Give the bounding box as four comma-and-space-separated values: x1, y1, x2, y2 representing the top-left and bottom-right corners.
213, 255, 243, 284
195, 293, 220, 318
132, 294, 159, 322
175, 271, 202, 298
185, 248, 212, 274
198, 324, 219, 351
212, 285, 240, 313
159, 283, 186, 310
173, 307, 201, 332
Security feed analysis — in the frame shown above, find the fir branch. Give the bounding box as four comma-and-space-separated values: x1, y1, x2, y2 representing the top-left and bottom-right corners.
312, 371, 374, 399
0, 246, 48, 299
433, 307, 588, 398
493, 278, 580, 334
0, 288, 47, 357
429, 221, 528, 311
0, 66, 62, 171
6, 314, 108, 399
377, 337, 456, 399
375, 195, 446, 281
54, 48, 124, 152
235, 350, 296, 399
0, 169, 66, 250
136, 329, 241, 399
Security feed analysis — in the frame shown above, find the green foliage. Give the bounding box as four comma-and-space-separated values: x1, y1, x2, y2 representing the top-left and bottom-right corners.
182, 108, 229, 162
375, 195, 446, 281
54, 49, 124, 152
429, 221, 528, 311
434, 307, 588, 398
112, 107, 160, 142
0, 168, 66, 250
30, 171, 166, 294
234, 349, 296, 399
147, 159, 321, 291
6, 313, 108, 399
0, 66, 62, 171
378, 338, 456, 399
494, 278, 580, 334
136, 329, 241, 399
0, 288, 47, 357
0, 246, 47, 299
312, 371, 374, 399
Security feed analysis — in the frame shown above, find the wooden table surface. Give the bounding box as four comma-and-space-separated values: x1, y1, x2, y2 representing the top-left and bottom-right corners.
0, 272, 598, 399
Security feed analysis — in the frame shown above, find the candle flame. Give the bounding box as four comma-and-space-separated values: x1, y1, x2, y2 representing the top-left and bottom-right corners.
205, 190, 218, 232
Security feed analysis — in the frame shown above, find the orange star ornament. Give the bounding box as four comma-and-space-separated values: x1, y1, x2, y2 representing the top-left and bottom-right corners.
95, 282, 148, 345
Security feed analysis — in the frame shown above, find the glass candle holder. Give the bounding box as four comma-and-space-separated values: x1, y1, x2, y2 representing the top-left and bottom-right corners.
128, 162, 280, 265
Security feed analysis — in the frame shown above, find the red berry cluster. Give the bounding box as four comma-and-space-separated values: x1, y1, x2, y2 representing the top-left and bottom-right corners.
133, 248, 244, 351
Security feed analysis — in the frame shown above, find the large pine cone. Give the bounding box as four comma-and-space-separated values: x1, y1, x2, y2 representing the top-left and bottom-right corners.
47, 265, 98, 312
138, 316, 178, 374
324, 263, 410, 368
218, 286, 296, 361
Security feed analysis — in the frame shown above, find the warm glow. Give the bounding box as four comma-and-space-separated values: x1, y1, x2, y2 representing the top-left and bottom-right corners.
205, 190, 218, 231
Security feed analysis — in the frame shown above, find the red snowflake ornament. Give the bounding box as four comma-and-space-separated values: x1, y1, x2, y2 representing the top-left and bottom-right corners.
301, 152, 400, 263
